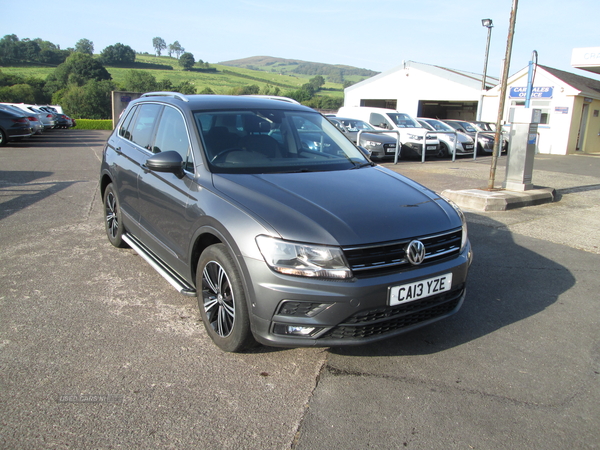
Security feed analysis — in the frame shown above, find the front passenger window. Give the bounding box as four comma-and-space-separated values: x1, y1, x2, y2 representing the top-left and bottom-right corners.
153, 106, 193, 171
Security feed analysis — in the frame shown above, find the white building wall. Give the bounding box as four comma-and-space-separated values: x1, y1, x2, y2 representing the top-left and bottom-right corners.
344, 63, 482, 115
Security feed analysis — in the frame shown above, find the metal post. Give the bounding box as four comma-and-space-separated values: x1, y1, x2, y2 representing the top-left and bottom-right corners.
477, 19, 494, 122
488, 0, 518, 190
421, 129, 427, 163
452, 131, 457, 162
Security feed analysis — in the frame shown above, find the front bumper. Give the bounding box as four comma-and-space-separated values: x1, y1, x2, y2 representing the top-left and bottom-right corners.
244, 241, 472, 347
403, 142, 439, 157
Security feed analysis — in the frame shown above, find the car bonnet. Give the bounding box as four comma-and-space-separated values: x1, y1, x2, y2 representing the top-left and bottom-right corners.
212, 166, 460, 246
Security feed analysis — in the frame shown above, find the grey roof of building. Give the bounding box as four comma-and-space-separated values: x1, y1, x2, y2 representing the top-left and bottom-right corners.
346, 60, 499, 92
538, 65, 600, 96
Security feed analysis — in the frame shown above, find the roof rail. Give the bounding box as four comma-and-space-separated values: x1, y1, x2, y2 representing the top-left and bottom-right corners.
140, 92, 189, 102
243, 95, 300, 104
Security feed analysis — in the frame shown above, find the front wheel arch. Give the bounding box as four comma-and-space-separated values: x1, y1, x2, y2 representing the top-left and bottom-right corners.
196, 243, 256, 352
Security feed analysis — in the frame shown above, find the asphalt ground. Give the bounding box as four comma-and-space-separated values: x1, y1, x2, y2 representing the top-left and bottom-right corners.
1, 130, 598, 449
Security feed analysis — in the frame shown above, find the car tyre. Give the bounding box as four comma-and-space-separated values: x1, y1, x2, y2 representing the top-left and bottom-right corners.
197, 244, 255, 352
0, 129, 7, 147
437, 142, 449, 158
103, 184, 128, 248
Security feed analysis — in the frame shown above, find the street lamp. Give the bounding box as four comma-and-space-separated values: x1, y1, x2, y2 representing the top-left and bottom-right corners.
477, 18, 494, 121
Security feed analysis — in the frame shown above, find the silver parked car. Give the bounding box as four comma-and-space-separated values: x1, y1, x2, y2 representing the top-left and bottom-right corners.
100, 93, 472, 352
418, 118, 475, 157
442, 119, 494, 155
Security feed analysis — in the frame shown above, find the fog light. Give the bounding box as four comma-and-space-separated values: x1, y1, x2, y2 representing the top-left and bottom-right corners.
273, 324, 322, 337
289, 326, 315, 335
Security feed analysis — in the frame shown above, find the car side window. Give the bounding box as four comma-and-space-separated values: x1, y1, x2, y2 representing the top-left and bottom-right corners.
153, 106, 194, 172
131, 103, 163, 151
119, 105, 138, 140
370, 113, 389, 129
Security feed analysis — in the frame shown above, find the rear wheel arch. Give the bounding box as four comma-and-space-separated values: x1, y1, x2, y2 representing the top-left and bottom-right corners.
100, 173, 113, 199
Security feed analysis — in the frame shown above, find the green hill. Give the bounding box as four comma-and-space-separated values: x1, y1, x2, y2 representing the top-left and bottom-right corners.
219, 56, 379, 85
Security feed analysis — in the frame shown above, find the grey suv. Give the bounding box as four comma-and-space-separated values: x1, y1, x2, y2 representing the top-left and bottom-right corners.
100, 93, 472, 352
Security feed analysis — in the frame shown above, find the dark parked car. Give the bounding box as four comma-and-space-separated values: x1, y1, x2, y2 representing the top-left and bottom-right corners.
468, 121, 508, 152
100, 93, 472, 352
328, 116, 398, 160
0, 108, 34, 146
55, 114, 74, 128
0, 103, 43, 135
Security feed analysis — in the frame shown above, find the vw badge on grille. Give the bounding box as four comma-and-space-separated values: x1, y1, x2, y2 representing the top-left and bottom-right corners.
406, 240, 426, 265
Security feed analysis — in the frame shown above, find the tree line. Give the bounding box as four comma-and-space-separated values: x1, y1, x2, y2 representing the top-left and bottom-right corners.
0, 34, 343, 119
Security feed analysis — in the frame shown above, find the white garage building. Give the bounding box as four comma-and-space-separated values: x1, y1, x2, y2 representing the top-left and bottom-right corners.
343, 60, 497, 121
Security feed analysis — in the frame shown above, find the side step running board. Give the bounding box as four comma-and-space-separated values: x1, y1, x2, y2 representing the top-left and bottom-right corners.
122, 233, 197, 297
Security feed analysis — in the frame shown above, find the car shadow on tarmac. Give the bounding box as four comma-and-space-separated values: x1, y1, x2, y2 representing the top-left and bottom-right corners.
0, 170, 81, 221
328, 216, 576, 357
7, 129, 109, 149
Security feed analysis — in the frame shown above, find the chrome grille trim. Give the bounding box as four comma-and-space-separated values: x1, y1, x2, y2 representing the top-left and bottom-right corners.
343, 227, 462, 275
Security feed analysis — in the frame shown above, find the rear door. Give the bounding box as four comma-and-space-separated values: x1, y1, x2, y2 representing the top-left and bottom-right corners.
109, 103, 163, 225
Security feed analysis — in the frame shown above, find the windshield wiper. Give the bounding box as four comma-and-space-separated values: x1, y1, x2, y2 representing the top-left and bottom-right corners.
349, 161, 375, 170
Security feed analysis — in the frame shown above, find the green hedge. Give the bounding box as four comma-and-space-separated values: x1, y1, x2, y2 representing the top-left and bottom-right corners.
72, 119, 113, 130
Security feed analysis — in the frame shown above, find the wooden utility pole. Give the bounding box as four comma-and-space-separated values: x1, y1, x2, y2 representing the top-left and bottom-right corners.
488, 0, 519, 190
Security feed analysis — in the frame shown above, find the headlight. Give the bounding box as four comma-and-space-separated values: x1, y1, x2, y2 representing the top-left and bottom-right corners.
407, 133, 423, 140
364, 140, 382, 148
256, 236, 352, 279
439, 197, 468, 252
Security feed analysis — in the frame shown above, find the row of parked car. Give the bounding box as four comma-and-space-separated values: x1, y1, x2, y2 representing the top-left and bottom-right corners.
327, 106, 507, 161
0, 103, 75, 146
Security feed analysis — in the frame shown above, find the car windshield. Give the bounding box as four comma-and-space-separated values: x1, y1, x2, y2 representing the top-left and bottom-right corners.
449, 122, 477, 133
338, 119, 375, 132
422, 119, 454, 132
386, 113, 420, 128
194, 109, 368, 174
470, 122, 489, 132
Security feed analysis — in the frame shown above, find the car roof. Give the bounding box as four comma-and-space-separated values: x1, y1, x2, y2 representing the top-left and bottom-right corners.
135, 93, 313, 112
334, 117, 366, 121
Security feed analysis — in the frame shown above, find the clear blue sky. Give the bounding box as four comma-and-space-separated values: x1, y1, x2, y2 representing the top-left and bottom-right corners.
3, 0, 599, 79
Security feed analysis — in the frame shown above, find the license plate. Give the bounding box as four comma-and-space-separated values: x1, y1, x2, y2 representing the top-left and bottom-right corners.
427, 145, 436, 150
386, 148, 396, 154
465, 144, 474, 149
389, 273, 452, 306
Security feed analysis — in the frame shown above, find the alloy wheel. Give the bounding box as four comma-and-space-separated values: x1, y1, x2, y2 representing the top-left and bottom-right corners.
202, 261, 235, 337
105, 191, 119, 239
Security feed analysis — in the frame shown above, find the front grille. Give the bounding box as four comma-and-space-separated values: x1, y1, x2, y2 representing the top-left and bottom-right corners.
320, 285, 464, 340
343, 228, 462, 277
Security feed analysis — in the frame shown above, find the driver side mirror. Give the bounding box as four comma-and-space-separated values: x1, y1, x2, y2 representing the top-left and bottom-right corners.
144, 151, 185, 179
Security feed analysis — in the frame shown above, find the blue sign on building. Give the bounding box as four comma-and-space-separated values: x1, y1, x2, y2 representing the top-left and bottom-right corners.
509, 86, 553, 99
